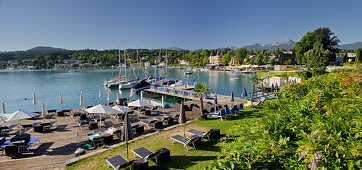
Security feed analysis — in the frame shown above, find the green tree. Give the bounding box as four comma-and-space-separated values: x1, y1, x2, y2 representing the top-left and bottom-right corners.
255, 53, 264, 65
284, 59, 292, 65
192, 82, 208, 119
308, 40, 328, 76
233, 48, 247, 63
295, 27, 339, 65
222, 54, 231, 66
356, 48, 362, 64
248, 58, 254, 65
270, 58, 276, 66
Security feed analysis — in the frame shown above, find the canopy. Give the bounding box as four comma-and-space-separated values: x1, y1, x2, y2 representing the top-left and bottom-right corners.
86, 104, 119, 114
214, 93, 218, 105
121, 113, 134, 158
59, 92, 63, 105
80, 90, 83, 106
112, 105, 130, 114
179, 102, 186, 124
116, 93, 120, 105
230, 91, 234, 102
127, 100, 151, 108
6, 109, 39, 121
241, 87, 248, 97
2, 102, 5, 114
161, 95, 165, 108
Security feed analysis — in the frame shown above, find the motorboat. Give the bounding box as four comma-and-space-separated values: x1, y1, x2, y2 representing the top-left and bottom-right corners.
184, 71, 193, 75
230, 78, 240, 80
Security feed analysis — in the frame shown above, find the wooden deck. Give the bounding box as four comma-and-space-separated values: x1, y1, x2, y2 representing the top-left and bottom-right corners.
144, 86, 246, 106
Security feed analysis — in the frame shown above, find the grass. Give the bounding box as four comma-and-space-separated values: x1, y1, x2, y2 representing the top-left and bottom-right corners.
66, 107, 265, 170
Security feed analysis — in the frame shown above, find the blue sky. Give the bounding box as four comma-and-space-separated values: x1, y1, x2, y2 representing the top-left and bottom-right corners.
0, 0, 361, 51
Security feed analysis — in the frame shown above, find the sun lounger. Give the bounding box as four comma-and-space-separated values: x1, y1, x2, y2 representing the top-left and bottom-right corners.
209, 109, 231, 120
0, 140, 11, 155
49, 121, 57, 127
132, 147, 161, 161
78, 120, 89, 127
19, 137, 41, 152
140, 120, 157, 129
106, 155, 134, 170
238, 103, 244, 111
71, 112, 81, 118
171, 135, 200, 151
187, 129, 214, 141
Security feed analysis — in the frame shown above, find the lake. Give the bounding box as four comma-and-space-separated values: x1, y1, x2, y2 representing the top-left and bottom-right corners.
0, 68, 253, 112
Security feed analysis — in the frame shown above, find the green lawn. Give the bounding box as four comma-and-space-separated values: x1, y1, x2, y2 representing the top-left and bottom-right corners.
66, 108, 265, 170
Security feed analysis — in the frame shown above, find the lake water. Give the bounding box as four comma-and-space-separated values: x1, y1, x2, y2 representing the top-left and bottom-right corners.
0, 68, 253, 112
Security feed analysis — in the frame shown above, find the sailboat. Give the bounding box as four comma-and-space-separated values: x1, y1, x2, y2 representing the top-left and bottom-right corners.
118, 44, 139, 89
104, 48, 127, 87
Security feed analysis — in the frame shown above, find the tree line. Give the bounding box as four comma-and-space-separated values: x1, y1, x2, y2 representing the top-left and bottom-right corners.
0, 47, 291, 69
1, 27, 358, 69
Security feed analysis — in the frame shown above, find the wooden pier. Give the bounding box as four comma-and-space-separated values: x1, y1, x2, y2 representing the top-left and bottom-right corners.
144, 86, 246, 106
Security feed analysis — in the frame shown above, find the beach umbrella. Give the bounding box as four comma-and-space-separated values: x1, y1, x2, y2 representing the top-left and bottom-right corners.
275, 82, 279, 91
271, 83, 275, 92
112, 105, 130, 114
121, 113, 134, 158
300, 77, 304, 84
80, 90, 83, 107
112, 105, 129, 124
214, 92, 218, 113
130, 88, 135, 98
98, 88, 102, 104
59, 92, 63, 109
127, 99, 151, 108
107, 90, 111, 104
42, 103, 47, 122
230, 91, 234, 102
179, 102, 186, 136
86, 104, 120, 127
1, 103, 5, 114
6, 109, 39, 126
32, 93, 37, 111
161, 95, 165, 108
116, 93, 120, 105
241, 87, 248, 99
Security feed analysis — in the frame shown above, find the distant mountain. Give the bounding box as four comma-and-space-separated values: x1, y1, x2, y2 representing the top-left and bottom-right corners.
28, 46, 67, 51
338, 42, 362, 50
243, 38, 295, 51
164, 47, 185, 51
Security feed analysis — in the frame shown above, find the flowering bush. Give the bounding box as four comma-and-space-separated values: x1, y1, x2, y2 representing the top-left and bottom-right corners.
207, 68, 362, 169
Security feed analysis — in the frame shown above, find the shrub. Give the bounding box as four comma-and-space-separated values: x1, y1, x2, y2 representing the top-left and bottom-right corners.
207, 68, 362, 169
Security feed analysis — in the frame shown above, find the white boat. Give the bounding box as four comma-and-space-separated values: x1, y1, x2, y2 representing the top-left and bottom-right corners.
118, 80, 139, 89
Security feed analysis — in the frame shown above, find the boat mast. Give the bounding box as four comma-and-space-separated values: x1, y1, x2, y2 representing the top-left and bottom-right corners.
123, 41, 127, 78
136, 45, 140, 79
165, 49, 168, 81
118, 47, 121, 77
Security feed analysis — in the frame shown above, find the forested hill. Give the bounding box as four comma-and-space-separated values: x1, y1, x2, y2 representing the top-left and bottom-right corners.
0, 47, 256, 68
28, 46, 68, 51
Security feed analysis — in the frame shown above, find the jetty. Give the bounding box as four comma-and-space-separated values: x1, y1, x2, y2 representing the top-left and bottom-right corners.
144, 85, 246, 106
